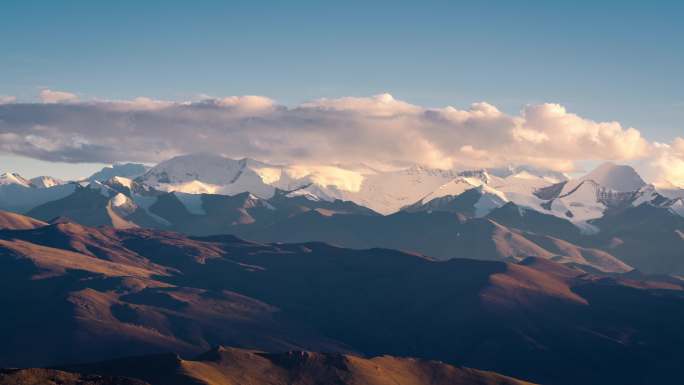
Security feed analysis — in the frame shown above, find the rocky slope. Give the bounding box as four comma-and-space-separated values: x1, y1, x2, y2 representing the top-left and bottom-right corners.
0, 218, 682, 385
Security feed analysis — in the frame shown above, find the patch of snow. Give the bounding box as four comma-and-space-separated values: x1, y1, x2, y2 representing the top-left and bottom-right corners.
334, 166, 460, 214
111, 193, 130, 207
140, 154, 277, 198
88, 163, 149, 182
0, 172, 32, 187
552, 181, 607, 222
420, 177, 485, 203
30, 176, 64, 188
109, 193, 138, 219
110, 176, 133, 189
86, 180, 113, 198
156, 180, 220, 195
669, 199, 684, 217
657, 185, 684, 199
473, 185, 508, 217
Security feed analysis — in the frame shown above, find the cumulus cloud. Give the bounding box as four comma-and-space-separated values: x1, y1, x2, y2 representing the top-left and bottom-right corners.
0, 92, 680, 185
301, 93, 421, 117
0, 96, 16, 104
39, 89, 78, 103
637, 139, 684, 188
673, 137, 684, 156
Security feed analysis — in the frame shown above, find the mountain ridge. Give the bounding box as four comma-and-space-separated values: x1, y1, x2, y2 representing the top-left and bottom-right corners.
0, 218, 682, 385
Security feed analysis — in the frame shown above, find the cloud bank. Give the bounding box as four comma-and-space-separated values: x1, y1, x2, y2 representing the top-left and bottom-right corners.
39, 89, 78, 103
0, 91, 682, 186
0, 96, 17, 104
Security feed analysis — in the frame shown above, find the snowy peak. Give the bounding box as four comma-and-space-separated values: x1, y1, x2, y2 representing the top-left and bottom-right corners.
108, 176, 134, 189
419, 177, 485, 203
139, 153, 240, 185
403, 177, 508, 217
579, 162, 646, 192
30, 176, 64, 188
125, 153, 581, 216
88, 163, 149, 182
457, 169, 491, 184
1, 173, 65, 189
669, 198, 684, 217
109, 192, 138, 215
137, 153, 278, 198
0, 172, 32, 187
630, 184, 684, 217
487, 165, 568, 183
102, 176, 156, 196
85, 180, 115, 197
530, 163, 669, 225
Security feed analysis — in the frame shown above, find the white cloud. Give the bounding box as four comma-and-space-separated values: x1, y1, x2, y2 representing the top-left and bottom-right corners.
214, 95, 275, 111
39, 89, 78, 103
0, 95, 16, 104
673, 137, 684, 156
301, 93, 421, 117
0, 92, 680, 185
638, 139, 684, 188
102, 97, 176, 111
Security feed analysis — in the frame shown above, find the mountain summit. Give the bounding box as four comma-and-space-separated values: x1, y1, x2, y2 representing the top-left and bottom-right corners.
580, 162, 646, 192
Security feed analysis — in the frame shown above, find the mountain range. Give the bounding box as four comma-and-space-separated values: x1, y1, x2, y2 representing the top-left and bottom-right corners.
0, 210, 682, 385
2, 346, 536, 385
2, 153, 683, 275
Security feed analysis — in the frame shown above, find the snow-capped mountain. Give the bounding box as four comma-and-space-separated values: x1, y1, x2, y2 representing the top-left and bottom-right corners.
1, 172, 64, 189
656, 182, 684, 200
402, 168, 566, 218
402, 174, 507, 217
574, 162, 646, 192
418, 175, 490, 202
5, 154, 682, 230
29, 176, 64, 188
0, 172, 76, 213
26, 173, 375, 233
9, 154, 684, 276
87, 163, 150, 182
402, 162, 684, 230
115, 154, 682, 223
0, 172, 32, 187
669, 198, 684, 217
136, 153, 289, 198
528, 163, 682, 226
136, 153, 463, 214
27, 178, 164, 229
487, 165, 568, 184
318, 165, 462, 214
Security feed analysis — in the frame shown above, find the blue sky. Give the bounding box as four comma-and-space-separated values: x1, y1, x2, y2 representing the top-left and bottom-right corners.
1, 0, 683, 179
